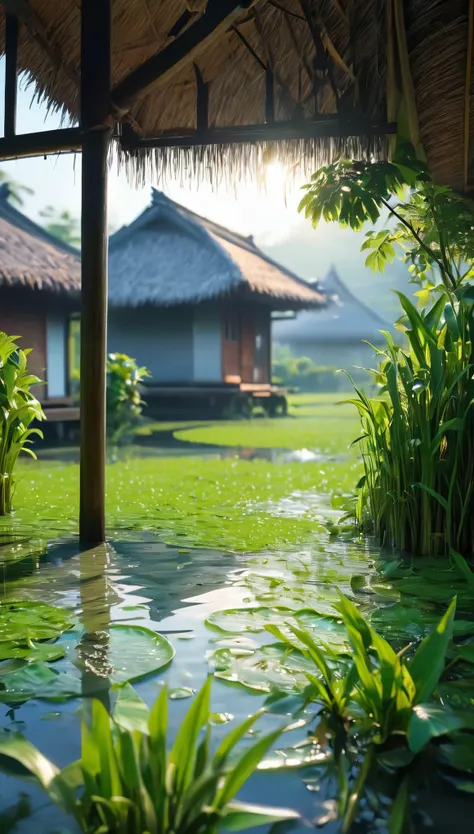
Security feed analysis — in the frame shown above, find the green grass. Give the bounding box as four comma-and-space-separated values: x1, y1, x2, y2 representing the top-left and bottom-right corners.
8, 454, 362, 555
174, 415, 359, 452
1, 397, 362, 556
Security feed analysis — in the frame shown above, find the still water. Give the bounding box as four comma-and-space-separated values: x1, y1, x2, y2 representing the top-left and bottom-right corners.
0, 452, 472, 832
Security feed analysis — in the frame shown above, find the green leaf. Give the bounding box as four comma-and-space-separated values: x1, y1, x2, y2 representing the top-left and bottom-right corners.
388, 777, 409, 834
451, 550, 474, 590
168, 675, 211, 795
439, 733, 474, 771
408, 704, 469, 754
221, 800, 300, 831
0, 729, 59, 788
113, 684, 150, 734
0, 662, 82, 704
408, 599, 456, 704
216, 728, 283, 808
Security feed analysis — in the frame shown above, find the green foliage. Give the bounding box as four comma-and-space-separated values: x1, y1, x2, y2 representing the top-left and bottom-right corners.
348, 292, 474, 555
0, 679, 297, 834
39, 205, 81, 247
0, 332, 45, 514
272, 345, 339, 392
265, 595, 474, 829
106, 353, 150, 445
0, 170, 33, 207
0, 599, 74, 662
299, 144, 474, 556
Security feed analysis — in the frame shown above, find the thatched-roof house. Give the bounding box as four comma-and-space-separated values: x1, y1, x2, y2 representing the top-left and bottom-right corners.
108, 189, 324, 400
273, 266, 391, 375
1, 0, 467, 539
0, 184, 80, 403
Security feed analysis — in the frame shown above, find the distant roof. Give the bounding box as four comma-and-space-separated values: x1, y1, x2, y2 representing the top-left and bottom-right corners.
108, 190, 325, 310
0, 185, 81, 293
273, 266, 391, 344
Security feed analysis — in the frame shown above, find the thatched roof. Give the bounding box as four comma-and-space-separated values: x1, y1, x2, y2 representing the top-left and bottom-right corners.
0, 2, 470, 190
0, 185, 81, 293
273, 266, 390, 344
108, 189, 325, 309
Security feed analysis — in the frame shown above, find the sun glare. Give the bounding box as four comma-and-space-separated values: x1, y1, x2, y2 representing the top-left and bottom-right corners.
264, 160, 288, 195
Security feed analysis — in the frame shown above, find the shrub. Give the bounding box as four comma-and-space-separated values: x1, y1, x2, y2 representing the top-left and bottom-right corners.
0, 678, 297, 834
0, 332, 45, 514
106, 353, 149, 445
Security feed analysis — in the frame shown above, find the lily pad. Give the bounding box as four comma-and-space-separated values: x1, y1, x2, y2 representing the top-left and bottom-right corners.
206, 607, 349, 652
209, 643, 316, 694
0, 600, 74, 662
76, 624, 175, 685
0, 662, 82, 704
370, 604, 474, 642
0, 625, 175, 704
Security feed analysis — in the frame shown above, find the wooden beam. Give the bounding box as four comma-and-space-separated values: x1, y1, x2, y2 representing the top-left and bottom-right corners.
231, 25, 266, 71
79, 0, 111, 545
112, 0, 257, 111
0, 0, 79, 89
194, 64, 209, 132
4, 12, 18, 137
0, 126, 82, 160
265, 66, 275, 123
121, 118, 397, 150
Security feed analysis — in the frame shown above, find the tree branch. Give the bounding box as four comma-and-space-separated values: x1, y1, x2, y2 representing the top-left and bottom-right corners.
379, 197, 457, 290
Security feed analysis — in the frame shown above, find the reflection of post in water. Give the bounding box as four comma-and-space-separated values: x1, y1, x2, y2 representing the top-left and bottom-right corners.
77, 543, 116, 708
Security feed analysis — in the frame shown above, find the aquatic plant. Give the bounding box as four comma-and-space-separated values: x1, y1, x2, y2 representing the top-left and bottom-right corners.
299, 145, 474, 556
0, 678, 298, 834
346, 293, 474, 555
0, 332, 45, 514
267, 595, 474, 830
106, 353, 149, 445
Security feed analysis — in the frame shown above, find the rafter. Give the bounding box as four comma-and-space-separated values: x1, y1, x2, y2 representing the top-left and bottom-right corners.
253, 7, 310, 117
112, 0, 258, 112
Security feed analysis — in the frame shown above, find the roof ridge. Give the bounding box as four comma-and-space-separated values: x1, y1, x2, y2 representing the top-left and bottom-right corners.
152, 188, 257, 250
151, 188, 319, 295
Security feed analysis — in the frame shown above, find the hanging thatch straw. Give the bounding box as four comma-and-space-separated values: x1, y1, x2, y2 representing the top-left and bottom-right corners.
0, 1, 471, 190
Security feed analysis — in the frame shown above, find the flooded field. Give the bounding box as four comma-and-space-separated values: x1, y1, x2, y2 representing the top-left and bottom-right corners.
0, 404, 473, 833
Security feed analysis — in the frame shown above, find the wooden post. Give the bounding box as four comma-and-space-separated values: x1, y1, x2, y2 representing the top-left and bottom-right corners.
79, 0, 111, 543
4, 13, 18, 138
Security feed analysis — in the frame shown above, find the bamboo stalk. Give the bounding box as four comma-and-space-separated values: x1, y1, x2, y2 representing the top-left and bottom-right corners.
464, 0, 474, 191
393, 0, 424, 158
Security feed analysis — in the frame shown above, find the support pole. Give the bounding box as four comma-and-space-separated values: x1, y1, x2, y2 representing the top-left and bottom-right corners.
80, 0, 111, 543
4, 12, 18, 138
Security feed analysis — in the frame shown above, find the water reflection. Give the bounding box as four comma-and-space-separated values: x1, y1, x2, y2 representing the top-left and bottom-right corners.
77, 544, 112, 704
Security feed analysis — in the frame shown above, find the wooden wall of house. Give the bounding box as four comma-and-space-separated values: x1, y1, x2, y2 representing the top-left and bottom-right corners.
221, 305, 271, 385
0, 291, 74, 401
0, 306, 47, 400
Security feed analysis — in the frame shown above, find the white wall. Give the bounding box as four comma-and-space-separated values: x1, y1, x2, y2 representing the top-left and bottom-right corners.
193, 306, 222, 382
108, 307, 194, 382
46, 316, 66, 398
